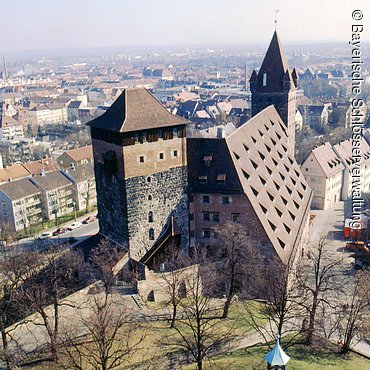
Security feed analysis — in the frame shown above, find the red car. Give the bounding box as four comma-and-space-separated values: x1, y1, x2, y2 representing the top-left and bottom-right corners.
52, 228, 67, 236
82, 216, 96, 224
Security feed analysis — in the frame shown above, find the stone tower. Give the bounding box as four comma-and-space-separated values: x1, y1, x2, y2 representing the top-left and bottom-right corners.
250, 31, 298, 156
88, 88, 189, 260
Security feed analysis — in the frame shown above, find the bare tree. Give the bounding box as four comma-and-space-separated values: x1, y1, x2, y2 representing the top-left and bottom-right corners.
164, 250, 232, 370
61, 293, 146, 370
243, 260, 304, 349
0, 251, 40, 369
337, 270, 370, 354
80, 167, 95, 214
213, 222, 263, 318
159, 246, 191, 328
296, 236, 343, 344
20, 248, 84, 362
89, 238, 125, 292
61, 239, 145, 370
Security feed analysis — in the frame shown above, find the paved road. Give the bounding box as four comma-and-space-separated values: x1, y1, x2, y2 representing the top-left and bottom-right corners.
5, 213, 99, 253
310, 201, 355, 271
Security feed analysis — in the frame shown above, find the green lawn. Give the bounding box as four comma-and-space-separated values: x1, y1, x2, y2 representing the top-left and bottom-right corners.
184, 344, 370, 370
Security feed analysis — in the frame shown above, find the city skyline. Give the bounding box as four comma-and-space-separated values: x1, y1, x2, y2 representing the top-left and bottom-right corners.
1, 0, 369, 53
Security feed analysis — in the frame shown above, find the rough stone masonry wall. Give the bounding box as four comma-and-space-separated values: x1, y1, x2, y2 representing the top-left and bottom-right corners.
126, 166, 189, 260
94, 161, 129, 246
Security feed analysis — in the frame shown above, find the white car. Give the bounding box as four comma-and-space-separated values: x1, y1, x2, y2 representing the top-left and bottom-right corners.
67, 222, 82, 230
38, 231, 52, 240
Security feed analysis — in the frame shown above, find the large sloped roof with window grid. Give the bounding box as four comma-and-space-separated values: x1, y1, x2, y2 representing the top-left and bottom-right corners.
226, 106, 312, 263
87, 87, 189, 133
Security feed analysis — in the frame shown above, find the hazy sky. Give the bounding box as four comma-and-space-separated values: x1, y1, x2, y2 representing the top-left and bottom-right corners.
1, 0, 369, 52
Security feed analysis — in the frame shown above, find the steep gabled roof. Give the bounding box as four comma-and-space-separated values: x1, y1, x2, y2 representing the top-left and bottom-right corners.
87, 87, 188, 133
255, 31, 292, 92
309, 142, 344, 177
226, 106, 312, 263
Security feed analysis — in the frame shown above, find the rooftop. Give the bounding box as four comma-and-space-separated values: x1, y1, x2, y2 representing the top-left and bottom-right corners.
0, 177, 41, 200
87, 87, 189, 133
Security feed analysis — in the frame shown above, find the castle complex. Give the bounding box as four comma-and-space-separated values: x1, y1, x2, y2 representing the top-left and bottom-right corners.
88, 31, 312, 268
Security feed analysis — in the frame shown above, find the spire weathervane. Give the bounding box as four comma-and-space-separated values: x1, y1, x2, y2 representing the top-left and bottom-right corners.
273, 9, 280, 30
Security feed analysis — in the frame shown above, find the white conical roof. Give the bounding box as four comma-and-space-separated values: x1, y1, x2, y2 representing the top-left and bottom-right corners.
264, 337, 290, 366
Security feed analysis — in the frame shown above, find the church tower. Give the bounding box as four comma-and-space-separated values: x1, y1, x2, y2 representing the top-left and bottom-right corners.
250, 31, 298, 156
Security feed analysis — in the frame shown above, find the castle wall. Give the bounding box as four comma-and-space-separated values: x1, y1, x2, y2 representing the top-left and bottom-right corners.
126, 166, 189, 260
92, 138, 129, 246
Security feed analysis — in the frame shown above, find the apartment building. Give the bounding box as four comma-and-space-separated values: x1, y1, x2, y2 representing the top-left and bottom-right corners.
0, 178, 42, 232
301, 142, 344, 210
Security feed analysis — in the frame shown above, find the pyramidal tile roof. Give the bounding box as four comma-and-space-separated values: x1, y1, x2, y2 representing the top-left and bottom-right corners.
255, 31, 293, 92
87, 87, 189, 133
226, 106, 312, 263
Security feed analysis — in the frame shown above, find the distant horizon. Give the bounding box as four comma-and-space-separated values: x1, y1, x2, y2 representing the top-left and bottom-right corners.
0, 38, 364, 59
1, 0, 368, 55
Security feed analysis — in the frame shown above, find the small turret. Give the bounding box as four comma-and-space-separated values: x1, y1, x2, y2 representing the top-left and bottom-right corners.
292, 68, 298, 88
249, 70, 258, 92
282, 70, 293, 91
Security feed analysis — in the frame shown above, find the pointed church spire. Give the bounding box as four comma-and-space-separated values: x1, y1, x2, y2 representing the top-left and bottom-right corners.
255, 31, 291, 92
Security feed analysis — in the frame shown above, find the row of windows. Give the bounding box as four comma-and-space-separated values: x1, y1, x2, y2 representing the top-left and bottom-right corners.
139, 150, 178, 163
190, 195, 232, 205
191, 212, 240, 223
92, 126, 185, 146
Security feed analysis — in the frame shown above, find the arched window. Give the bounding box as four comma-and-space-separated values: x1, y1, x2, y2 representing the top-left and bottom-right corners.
148, 211, 153, 223
148, 194, 152, 201
149, 228, 154, 240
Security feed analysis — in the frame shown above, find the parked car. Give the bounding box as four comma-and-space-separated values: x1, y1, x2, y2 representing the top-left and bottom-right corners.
38, 231, 52, 240
67, 222, 82, 230
82, 216, 96, 224
52, 227, 67, 236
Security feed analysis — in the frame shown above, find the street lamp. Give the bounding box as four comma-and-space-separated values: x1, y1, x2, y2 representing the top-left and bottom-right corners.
264, 334, 290, 370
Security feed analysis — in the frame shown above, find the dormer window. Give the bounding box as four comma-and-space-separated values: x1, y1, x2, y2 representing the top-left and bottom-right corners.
216, 174, 226, 184
263, 72, 267, 86
198, 176, 208, 184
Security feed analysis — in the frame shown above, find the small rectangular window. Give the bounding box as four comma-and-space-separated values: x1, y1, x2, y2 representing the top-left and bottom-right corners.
203, 195, 210, 203
159, 152, 164, 160
173, 150, 178, 157
203, 212, 210, 221
202, 229, 211, 238
232, 213, 240, 223
223, 196, 230, 205
212, 212, 220, 222
139, 156, 144, 163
